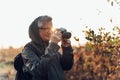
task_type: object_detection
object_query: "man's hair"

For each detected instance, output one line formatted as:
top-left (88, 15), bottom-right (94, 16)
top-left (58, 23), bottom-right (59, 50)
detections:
top-left (37, 15), bottom-right (52, 28)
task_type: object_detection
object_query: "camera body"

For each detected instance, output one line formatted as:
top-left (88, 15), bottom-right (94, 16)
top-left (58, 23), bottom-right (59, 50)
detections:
top-left (57, 28), bottom-right (71, 39)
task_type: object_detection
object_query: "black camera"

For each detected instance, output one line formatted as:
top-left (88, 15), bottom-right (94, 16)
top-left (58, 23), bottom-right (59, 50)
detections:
top-left (57, 28), bottom-right (71, 39)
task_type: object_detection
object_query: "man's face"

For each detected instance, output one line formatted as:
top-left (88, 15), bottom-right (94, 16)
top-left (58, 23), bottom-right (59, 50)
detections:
top-left (39, 21), bottom-right (53, 41)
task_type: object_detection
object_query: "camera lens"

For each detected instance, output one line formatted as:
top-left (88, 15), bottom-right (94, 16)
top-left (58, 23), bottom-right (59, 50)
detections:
top-left (57, 28), bottom-right (71, 39)
top-left (62, 32), bottom-right (71, 39)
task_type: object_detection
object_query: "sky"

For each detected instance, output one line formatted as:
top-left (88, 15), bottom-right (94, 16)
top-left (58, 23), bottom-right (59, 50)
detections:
top-left (0, 0), bottom-right (120, 48)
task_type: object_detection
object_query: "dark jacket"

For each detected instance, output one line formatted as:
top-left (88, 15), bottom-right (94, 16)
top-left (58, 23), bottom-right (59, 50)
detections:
top-left (21, 16), bottom-right (74, 80)
top-left (22, 42), bottom-right (73, 80)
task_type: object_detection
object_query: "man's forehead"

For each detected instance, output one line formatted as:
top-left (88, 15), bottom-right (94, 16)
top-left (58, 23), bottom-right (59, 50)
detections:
top-left (43, 21), bottom-right (52, 24)
top-left (38, 21), bottom-right (52, 28)
top-left (42, 21), bottom-right (52, 26)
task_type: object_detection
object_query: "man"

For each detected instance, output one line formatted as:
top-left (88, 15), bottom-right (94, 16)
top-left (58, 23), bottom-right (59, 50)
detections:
top-left (21, 15), bottom-right (74, 80)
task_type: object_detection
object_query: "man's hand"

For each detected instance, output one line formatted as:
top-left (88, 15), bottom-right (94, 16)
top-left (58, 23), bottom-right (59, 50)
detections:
top-left (50, 31), bottom-right (62, 44)
top-left (61, 39), bottom-right (71, 47)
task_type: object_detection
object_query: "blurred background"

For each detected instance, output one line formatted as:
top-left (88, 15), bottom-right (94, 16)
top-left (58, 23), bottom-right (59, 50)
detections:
top-left (0, 0), bottom-right (120, 80)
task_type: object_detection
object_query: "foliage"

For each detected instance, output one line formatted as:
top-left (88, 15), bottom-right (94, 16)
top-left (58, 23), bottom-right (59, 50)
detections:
top-left (0, 46), bottom-right (23, 62)
top-left (107, 0), bottom-right (120, 7)
top-left (0, 46), bottom-right (23, 80)
top-left (65, 26), bottom-right (120, 80)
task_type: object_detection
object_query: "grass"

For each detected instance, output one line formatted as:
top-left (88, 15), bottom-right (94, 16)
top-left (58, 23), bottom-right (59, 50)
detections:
top-left (0, 62), bottom-right (16, 80)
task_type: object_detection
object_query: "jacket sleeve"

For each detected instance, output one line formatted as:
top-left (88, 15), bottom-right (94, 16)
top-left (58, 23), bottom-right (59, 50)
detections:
top-left (21, 42), bottom-right (60, 77)
top-left (60, 45), bottom-right (74, 70)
